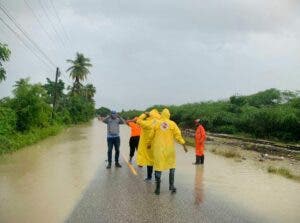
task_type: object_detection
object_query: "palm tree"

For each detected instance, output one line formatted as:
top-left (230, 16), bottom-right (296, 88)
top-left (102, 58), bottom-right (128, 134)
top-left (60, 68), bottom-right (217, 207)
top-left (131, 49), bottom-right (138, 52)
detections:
top-left (66, 52), bottom-right (92, 92)
top-left (84, 84), bottom-right (96, 102)
top-left (0, 43), bottom-right (11, 83)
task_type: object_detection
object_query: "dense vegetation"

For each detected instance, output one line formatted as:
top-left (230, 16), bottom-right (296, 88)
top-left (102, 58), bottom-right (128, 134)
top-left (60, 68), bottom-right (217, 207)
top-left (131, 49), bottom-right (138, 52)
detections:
top-left (0, 44), bottom-right (96, 154)
top-left (0, 43), bottom-right (11, 83)
top-left (120, 89), bottom-right (300, 142)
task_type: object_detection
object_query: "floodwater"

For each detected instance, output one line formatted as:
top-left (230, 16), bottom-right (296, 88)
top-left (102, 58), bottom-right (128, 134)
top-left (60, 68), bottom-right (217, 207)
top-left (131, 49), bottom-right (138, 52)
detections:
top-left (0, 119), bottom-right (299, 223)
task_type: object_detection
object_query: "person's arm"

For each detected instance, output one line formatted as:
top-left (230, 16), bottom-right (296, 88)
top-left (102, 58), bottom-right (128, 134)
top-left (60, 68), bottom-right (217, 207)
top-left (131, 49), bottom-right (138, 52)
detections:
top-left (126, 117), bottom-right (138, 126)
top-left (198, 126), bottom-right (206, 143)
top-left (117, 115), bottom-right (126, 124)
top-left (138, 112), bottom-right (149, 121)
top-left (147, 125), bottom-right (157, 149)
top-left (102, 115), bottom-right (110, 124)
top-left (173, 123), bottom-right (188, 153)
top-left (136, 112), bottom-right (153, 129)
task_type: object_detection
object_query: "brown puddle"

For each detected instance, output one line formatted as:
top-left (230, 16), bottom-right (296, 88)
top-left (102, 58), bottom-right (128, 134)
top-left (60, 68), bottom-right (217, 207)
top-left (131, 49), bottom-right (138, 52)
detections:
top-left (0, 120), bottom-right (111, 223)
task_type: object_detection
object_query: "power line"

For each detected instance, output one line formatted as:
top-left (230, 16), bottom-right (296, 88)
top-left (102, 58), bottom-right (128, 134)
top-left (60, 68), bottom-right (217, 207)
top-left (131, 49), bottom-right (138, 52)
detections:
top-left (0, 2), bottom-right (56, 67)
top-left (23, 0), bottom-right (59, 48)
top-left (48, 0), bottom-right (72, 46)
top-left (0, 17), bottom-right (53, 71)
top-left (38, 0), bottom-right (66, 47)
top-left (0, 22), bottom-right (9, 41)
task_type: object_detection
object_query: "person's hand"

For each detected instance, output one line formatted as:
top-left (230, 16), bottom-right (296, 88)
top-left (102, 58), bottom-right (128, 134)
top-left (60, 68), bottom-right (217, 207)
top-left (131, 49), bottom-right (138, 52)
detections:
top-left (183, 144), bottom-right (188, 153)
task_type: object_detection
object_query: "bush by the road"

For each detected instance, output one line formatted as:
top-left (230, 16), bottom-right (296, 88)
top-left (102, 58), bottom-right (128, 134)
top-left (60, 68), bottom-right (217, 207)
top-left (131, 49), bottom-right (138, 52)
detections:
top-left (0, 125), bottom-right (63, 154)
top-left (120, 89), bottom-right (300, 142)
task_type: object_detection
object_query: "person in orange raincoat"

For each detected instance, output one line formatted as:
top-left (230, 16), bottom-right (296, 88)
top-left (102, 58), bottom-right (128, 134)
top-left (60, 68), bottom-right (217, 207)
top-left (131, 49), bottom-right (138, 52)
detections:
top-left (194, 119), bottom-right (206, 165)
top-left (126, 117), bottom-right (141, 163)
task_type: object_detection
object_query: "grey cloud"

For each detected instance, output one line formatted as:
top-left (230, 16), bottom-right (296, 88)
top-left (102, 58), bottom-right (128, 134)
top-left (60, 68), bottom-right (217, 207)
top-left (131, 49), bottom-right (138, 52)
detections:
top-left (0, 0), bottom-right (299, 111)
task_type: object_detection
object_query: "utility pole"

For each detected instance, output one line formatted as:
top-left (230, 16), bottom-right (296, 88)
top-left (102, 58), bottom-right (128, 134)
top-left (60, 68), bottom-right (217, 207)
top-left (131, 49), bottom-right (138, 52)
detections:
top-left (52, 67), bottom-right (60, 118)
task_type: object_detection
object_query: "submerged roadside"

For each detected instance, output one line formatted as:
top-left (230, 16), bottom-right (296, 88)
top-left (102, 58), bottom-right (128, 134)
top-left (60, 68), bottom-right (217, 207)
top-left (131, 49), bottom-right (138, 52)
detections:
top-left (184, 133), bottom-right (300, 182)
top-left (0, 124), bottom-right (65, 155)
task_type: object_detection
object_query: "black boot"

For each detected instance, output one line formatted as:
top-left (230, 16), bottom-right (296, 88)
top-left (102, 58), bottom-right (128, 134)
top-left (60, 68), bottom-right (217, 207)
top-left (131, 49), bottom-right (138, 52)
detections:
top-left (193, 155), bottom-right (201, 165)
top-left (115, 162), bottom-right (122, 168)
top-left (169, 169), bottom-right (177, 193)
top-left (154, 171), bottom-right (161, 195)
top-left (200, 155), bottom-right (204, 164)
top-left (106, 162), bottom-right (111, 169)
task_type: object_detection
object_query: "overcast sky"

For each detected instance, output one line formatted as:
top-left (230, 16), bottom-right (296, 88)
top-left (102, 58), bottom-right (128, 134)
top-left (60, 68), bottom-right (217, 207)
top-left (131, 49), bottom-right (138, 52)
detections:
top-left (0, 0), bottom-right (299, 110)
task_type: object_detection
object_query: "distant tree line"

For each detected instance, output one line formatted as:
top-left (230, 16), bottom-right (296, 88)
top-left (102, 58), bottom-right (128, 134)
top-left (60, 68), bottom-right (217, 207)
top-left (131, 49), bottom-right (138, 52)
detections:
top-left (120, 89), bottom-right (300, 142)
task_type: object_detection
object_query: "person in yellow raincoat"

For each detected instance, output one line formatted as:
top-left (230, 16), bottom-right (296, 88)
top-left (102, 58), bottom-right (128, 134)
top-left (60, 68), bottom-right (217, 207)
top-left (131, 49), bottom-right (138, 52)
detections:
top-left (136, 109), bottom-right (161, 181)
top-left (148, 108), bottom-right (187, 195)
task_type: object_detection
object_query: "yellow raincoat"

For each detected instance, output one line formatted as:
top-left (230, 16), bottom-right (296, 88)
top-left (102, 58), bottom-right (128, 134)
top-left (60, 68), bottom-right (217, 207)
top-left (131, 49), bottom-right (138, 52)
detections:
top-left (149, 108), bottom-right (185, 171)
top-left (136, 109), bottom-right (161, 166)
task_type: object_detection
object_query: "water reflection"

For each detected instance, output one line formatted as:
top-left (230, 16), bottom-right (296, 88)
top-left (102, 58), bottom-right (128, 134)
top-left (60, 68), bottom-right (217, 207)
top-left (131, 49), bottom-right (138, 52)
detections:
top-left (194, 166), bottom-right (204, 205)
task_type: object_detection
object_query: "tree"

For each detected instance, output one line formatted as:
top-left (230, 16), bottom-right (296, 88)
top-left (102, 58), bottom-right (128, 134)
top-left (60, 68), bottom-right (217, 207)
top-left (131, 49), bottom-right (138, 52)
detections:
top-left (66, 52), bottom-right (92, 92)
top-left (0, 43), bottom-right (11, 83)
top-left (83, 84), bottom-right (96, 102)
top-left (96, 107), bottom-right (111, 117)
top-left (43, 77), bottom-right (65, 104)
top-left (11, 78), bottom-right (52, 131)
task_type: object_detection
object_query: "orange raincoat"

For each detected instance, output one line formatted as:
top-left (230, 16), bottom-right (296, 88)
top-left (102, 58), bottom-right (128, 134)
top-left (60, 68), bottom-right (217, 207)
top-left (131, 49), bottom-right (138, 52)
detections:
top-left (195, 125), bottom-right (206, 156)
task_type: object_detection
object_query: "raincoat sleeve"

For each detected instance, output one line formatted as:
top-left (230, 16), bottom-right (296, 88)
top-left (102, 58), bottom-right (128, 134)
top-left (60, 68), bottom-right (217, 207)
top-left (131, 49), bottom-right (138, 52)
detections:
top-left (173, 123), bottom-right (185, 145)
top-left (138, 113), bottom-right (147, 120)
top-left (147, 122), bottom-right (158, 147)
top-left (102, 116), bottom-right (110, 124)
top-left (136, 115), bottom-right (153, 130)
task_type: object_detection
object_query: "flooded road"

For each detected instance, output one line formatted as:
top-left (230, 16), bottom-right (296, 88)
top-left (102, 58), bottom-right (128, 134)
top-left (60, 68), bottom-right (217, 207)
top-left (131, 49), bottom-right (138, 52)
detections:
top-left (0, 119), bottom-right (299, 223)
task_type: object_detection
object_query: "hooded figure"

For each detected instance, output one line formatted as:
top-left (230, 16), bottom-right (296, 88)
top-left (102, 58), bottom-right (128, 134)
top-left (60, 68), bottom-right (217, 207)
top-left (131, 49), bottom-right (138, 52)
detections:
top-left (194, 119), bottom-right (206, 165)
top-left (136, 109), bottom-right (161, 180)
top-left (149, 108), bottom-right (187, 195)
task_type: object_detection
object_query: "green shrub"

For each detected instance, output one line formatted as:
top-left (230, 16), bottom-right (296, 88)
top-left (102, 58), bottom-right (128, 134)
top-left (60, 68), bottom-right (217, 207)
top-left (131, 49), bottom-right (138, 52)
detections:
top-left (0, 107), bottom-right (16, 134)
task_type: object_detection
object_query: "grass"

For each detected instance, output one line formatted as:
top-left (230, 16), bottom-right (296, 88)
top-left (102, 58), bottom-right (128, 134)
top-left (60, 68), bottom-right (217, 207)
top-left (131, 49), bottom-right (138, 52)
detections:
top-left (267, 166), bottom-right (300, 181)
top-left (0, 124), bottom-right (64, 155)
top-left (184, 137), bottom-right (195, 147)
top-left (184, 136), bottom-right (242, 159)
top-left (295, 154), bottom-right (300, 161)
top-left (210, 148), bottom-right (242, 159)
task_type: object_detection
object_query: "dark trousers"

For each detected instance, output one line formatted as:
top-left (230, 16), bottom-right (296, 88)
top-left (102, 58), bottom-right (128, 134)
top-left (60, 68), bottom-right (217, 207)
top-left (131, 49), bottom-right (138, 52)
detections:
top-left (147, 166), bottom-right (153, 179)
top-left (129, 136), bottom-right (140, 158)
top-left (107, 136), bottom-right (120, 163)
top-left (155, 168), bottom-right (175, 181)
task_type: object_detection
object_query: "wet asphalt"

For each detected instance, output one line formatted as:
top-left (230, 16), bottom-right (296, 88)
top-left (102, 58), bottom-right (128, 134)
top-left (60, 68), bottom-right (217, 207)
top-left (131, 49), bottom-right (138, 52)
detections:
top-left (66, 149), bottom-right (266, 223)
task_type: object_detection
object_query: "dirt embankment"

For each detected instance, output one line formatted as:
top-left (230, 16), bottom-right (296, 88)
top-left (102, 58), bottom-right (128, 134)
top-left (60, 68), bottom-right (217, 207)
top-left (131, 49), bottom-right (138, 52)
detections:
top-left (183, 129), bottom-right (300, 158)
top-left (183, 129), bottom-right (300, 180)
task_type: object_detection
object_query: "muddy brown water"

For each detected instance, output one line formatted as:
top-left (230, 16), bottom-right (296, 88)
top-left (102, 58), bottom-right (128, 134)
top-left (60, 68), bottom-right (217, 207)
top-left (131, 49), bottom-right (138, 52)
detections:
top-left (0, 119), bottom-right (299, 223)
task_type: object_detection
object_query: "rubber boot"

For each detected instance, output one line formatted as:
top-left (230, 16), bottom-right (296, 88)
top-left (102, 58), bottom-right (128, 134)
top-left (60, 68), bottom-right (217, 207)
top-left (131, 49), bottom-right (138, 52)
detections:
top-left (169, 169), bottom-right (177, 193)
top-left (154, 171), bottom-right (161, 195)
top-left (200, 155), bottom-right (204, 164)
top-left (193, 155), bottom-right (201, 165)
top-left (115, 162), bottom-right (122, 168)
top-left (145, 166), bottom-right (153, 181)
